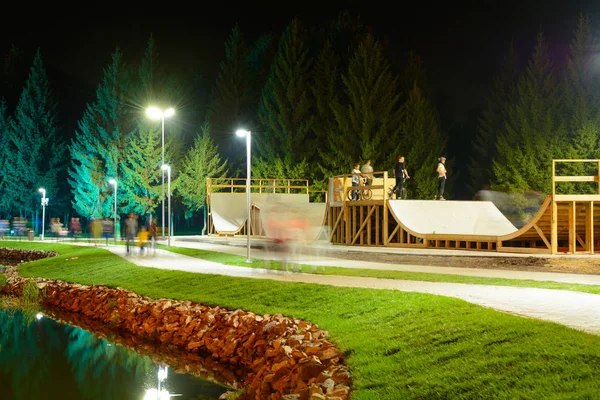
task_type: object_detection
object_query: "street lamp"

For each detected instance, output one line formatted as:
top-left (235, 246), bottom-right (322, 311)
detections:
top-left (146, 106), bottom-right (175, 240)
top-left (108, 179), bottom-right (117, 244)
top-left (38, 188), bottom-right (48, 241)
top-left (236, 129), bottom-right (251, 263)
top-left (161, 164), bottom-right (171, 247)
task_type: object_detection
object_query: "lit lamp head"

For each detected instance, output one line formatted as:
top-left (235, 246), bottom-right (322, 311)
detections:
top-left (161, 164), bottom-right (170, 172)
top-left (236, 129), bottom-right (250, 137)
top-left (38, 188), bottom-right (46, 197)
top-left (108, 179), bottom-right (117, 186)
top-left (146, 106), bottom-right (175, 120)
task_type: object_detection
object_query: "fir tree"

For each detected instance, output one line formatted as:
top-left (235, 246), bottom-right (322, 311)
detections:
top-left (6, 50), bottom-right (64, 216)
top-left (469, 42), bottom-right (519, 192)
top-left (209, 26), bottom-right (252, 172)
top-left (493, 32), bottom-right (567, 194)
top-left (69, 48), bottom-right (133, 218)
top-left (565, 14), bottom-right (600, 165)
top-left (120, 126), bottom-right (162, 216)
top-left (0, 101), bottom-right (11, 215)
top-left (176, 121), bottom-right (227, 218)
top-left (328, 33), bottom-right (401, 173)
top-left (258, 18), bottom-right (315, 169)
top-left (400, 82), bottom-right (446, 198)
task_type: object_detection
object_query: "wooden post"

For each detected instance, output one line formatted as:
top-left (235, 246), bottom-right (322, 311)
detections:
top-left (587, 201), bottom-right (594, 254)
top-left (551, 199), bottom-right (558, 254)
top-left (597, 160), bottom-right (600, 194)
top-left (552, 160), bottom-right (556, 197)
top-left (383, 172), bottom-right (389, 245)
top-left (569, 201), bottom-right (576, 254)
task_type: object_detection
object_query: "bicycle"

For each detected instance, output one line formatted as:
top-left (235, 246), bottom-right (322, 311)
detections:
top-left (348, 178), bottom-right (373, 201)
top-left (388, 180), bottom-right (408, 200)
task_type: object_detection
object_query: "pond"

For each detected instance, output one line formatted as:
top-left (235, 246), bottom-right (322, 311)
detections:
top-left (0, 308), bottom-right (229, 400)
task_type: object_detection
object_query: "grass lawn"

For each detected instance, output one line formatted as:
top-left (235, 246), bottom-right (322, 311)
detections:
top-left (154, 243), bottom-right (600, 295)
top-left (3, 241), bottom-right (600, 399)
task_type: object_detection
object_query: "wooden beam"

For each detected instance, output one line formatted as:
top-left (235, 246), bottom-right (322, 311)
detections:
top-left (329, 207), bottom-right (344, 242)
top-left (497, 246), bottom-right (552, 254)
top-left (590, 201), bottom-right (595, 255)
top-left (553, 175), bottom-right (598, 182)
top-left (533, 223), bottom-right (551, 249)
top-left (352, 205), bottom-right (376, 245)
top-left (555, 194), bottom-right (600, 201)
top-left (551, 198), bottom-right (558, 254)
top-left (569, 201), bottom-right (576, 254)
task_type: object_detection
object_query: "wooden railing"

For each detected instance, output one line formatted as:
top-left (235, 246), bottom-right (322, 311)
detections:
top-left (329, 171), bottom-right (390, 203)
top-left (207, 178), bottom-right (310, 195)
top-left (552, 159), bottom-right (600, 201)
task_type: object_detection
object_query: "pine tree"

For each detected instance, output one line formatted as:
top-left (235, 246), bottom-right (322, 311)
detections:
top-left (6, 50), bottom-right (65, 216)
top-left (493, 32), bottom-right (567, 194)
top-left (69, 48), bottom-right (133, 218)
top-left (176, 122), bottom-right (227, 218)
top-left (565, 14), bottom-right (600, 164)
top-left (209, 26), bottom-right (252, 172)
top-left (120, 126), bottom-right (162, 215)
top-left (258, 18), bottom-right (315, 170)
top-left (327, 33), bottom-right (401, 174)
top-left (469, 42), bottom-right (519, 192)
top-left (400, 82), bottom-right (446, 198)
top-left (0, 101), bottom-right (11, 215)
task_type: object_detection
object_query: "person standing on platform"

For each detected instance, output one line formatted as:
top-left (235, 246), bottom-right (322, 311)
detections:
top-left (361, 160), bottom-right (374, 186)
top-left (351, 164), bottom-right (364, 201)
top-left (435, 157), bottom-right (447, 200)
top-left (392, 156), bottom-right (410, 199)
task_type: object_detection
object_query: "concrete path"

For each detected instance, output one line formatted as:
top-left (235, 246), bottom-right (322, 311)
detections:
top-left (172, 237), bottom-right (600, 286)
top-left (107, 245), bottom-right (600, 335)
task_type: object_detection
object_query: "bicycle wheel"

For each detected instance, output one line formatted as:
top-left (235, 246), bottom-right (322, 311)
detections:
top-left (363, 189), bottom-right (373, 200)
top-left (347, 188), bottom-right (357, 201)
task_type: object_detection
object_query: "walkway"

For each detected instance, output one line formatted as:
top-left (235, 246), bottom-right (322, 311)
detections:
top-left (105, 244), bottom-right (600, 335)
top-left (173, 237), bottom-right (600, 286)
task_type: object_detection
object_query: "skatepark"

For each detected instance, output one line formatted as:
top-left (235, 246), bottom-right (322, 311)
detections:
top-left (207, 160), bottom-right (600, 256)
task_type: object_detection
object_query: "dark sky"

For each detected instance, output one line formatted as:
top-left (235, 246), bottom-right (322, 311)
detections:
top-left (1, 1), bottom-right (599, 137)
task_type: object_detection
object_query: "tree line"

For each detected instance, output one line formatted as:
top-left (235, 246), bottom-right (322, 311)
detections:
top-left (0, 12), bottom-right (597, 229)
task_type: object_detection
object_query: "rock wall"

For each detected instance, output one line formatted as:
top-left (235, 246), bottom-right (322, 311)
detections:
top-left (0, 247), bottom-right (56, 266)
top-left (1, 268), bottom-right (350, 400)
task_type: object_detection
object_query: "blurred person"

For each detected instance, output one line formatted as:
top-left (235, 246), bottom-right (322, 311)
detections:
top-left (102, 218), bottom-right (113, 245)
top-left (0, 220), bottom-right (8, 239)
top-left (90, 219), bottom-right (102, 246)
top-left (147, 216), bottom-right (158, 255)
top-left (138, 226), bottom-right (149, 255)
top-left (125, 213), bottom-right (138, 255)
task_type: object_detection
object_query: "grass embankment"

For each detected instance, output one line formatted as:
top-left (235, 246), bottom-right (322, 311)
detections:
top-left (3, 241), bottom-right (600, 399)
top-left (159, 244), bottom-right (600, 295)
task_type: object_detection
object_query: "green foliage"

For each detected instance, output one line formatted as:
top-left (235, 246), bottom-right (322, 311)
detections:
top-left (493, 32), bottom-right (567, 194)
top-left (258, 18), bottom-right (315, 165)
top-left (176, 122), bottom-right (227, 218)
top-left (326, 34), bottom-right (401, 175)
top-left (0, 273), bottom-right (7, 290)
top-left (0, 101), bottom-right (11, 214)
top-left (469, 42), bottom-right (519, 193)
top-left (69, 48), bottom-right (134, 218)
top-left (252, 156), bottom-right (310, 180)
top-left (5, 50), bottom-right (65, 216)
top-left (400, 82), bottom-right (446, 199)
top-left (21, 280), bottom-right (40, 307)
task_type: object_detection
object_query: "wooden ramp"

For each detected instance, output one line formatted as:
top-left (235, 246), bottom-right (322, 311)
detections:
top-left (327, 160), bottom-right (600, 255)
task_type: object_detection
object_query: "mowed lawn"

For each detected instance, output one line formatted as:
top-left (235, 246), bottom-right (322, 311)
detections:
top-left (4, 241), bottom-right (600, 399)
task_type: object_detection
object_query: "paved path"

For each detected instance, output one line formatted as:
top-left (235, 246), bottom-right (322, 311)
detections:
top-left (173, 237), bottom-right (600, 286)
top-left (106, 245), bottom-right (600, 335)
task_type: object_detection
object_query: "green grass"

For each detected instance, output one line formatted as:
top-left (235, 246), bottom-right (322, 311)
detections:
top-left (157, 244), bottom-right (600, 295)
top-left (3, 241), bottom-right (600, 399)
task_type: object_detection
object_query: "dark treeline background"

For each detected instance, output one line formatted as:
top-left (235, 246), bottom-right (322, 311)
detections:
top-left (0, 11), bottom-right (599, 232)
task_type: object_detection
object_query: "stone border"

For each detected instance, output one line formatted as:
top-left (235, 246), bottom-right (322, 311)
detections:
top-left (1, 268), bottom-right (350, 400)
top-left (0, 247), bottom-right (57, 266)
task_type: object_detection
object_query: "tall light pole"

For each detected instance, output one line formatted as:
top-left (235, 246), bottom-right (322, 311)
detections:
top-left (236, 129), bottom-right (252, 263)
top-left (109, 179), bottom-right (117, 244)
top-left (161, 165), bottom-right (171, 247)
top-left (38, 188), bottom-right (48, 241)
top-left (146, 106), bottom-right (174, 240)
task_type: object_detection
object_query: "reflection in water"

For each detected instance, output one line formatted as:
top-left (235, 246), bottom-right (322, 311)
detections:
top-left (0, 309), bottom-right (227, 400)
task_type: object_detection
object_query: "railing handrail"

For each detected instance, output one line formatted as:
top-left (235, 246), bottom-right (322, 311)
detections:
top-left (552, 159), bottom-right (600, 196)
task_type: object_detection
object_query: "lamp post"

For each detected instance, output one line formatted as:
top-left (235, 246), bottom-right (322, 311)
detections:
top-left (236, 129), bottom-right (252, 263)
top-left (109, 179), bottom-right (117, 244)
top-left (146, 106), bottom-right (174, 241)
top-left (38, 188), bottom-right (48, 241)
top-left (161, 164), bottom-right (171, 247)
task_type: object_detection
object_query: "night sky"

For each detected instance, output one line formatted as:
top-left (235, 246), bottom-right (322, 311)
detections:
top-left (1, 1), bottom-right (599, 160)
